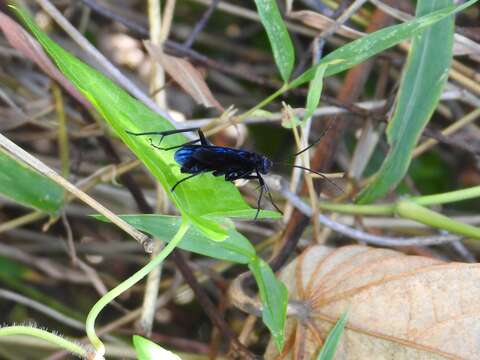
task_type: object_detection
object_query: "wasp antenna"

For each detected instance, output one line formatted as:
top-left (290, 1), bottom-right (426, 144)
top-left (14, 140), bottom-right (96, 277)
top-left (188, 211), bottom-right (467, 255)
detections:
top-left (294, 137), bottom-right (322, 157)
top-left (274, 163), bottom-right (343, 193)
top-left (293, 120), bottom-right (335, 157)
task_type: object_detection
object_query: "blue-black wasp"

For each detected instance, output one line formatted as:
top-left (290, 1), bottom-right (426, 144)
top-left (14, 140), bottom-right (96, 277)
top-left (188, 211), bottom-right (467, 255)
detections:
top-left (127, 127), bottom-right (335, 219)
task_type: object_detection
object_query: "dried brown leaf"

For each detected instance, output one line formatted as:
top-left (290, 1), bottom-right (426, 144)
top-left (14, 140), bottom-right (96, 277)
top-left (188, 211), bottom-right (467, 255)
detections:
top-left (266, 245), bottom-right (480, 359)
top-left (0, 12), bottom-right (90, 109)
top-left (144, 41), bottom-right (223, 111)
top-left (288, 10), bottom-right (365, 39)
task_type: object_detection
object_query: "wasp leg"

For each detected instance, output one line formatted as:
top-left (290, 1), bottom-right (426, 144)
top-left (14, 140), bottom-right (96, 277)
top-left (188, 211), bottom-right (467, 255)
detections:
top-left (241, 172), bottom-right (282, 219)
top-left (126, 127), bottom-right (211, 149)
top-left (263, 180), bottom-right (283, 215)
top-left (171, 173), bottom-right (200, 192)
top-left (255, 175), bottom-right (264, 221)
top-left (149, 138), bottom-right (201, 151)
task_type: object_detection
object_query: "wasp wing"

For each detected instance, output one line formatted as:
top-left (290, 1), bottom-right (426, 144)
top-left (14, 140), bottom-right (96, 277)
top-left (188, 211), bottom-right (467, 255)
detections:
top-left (193, 146), bottom-right (254, 171)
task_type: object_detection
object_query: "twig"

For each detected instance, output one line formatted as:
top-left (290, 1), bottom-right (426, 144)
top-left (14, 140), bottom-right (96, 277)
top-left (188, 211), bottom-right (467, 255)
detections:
top-left (317, 0), bottom-right (368, 41)
top-left (160, 0), bottom-right (176, 42)
top-left (0, 288), bottom-right (85, 331)
top-left (312, 0), bottom-right (368, 61)
top-left (413, 107), bottom-right (480, 157)
top-left (52, 84), bottom-right (69, 177)
top-left (60, 211), bottom-right (77, 265)
top-left (183, 0), bottom-right (220, 48)
top-left (137, 240), bottom-right (162, 337)
top-left (78, 0), bottom-right (148, 36)
top-left (450, 241), bottom-right (476, 263)
top-left (148, 0), bottom-right (167, 107)
top-left (0, 211), bottom-right (45, 234)
top-left (0, 243), bottom-right (88, 283)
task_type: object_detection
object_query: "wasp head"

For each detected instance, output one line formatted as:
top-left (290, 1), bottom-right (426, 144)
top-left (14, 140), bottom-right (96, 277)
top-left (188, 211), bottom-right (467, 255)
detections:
top-left (258, 155), bottom-right (272, 175)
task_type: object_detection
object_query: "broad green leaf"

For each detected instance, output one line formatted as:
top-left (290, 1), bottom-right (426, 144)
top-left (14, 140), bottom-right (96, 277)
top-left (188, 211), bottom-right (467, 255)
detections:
top-left (356, 0), bottom-right (454, 203)
top-left (0, 150), bottom-right (63, 214)
top-left (94, 214), bottom-right (256, 264)
top-left (316, 311), bottom-right (349, 360)
top-left (254, 0), bottom-right (295, 82)
top-left (13, 7), bottom-right (278, 241)
top-left (303, 63), bottom-right (328, 122)
top-left (133, 335), bottom-right (181, 360)
top-left (249, 258), bottom-right (288, 351)
top-left (287, 0), bottom-right (476, 90)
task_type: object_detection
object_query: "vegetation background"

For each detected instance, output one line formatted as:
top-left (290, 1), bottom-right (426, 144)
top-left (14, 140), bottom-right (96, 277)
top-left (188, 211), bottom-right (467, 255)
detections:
top-left (0, 0), bottom-right (479, 359)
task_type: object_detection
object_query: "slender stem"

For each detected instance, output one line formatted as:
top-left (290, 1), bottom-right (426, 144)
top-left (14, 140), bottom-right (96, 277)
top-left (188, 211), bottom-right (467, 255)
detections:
top-left (411, 185), bottom-right (480, 206)
top-left (238, 85), bottom-right (287, 121)
top-left (85, 221), bottom-right (190, 359)
top-left (53, 84), bottom-right (70, 178)
top-left (318, 185), bottom-right (480, 215)
top-left (395, 200), bottom-right (480, 240)
top-left (0, 326), bottom-right (86, 358)
top-left (318, 202), bottom-right (395, 215)
top-left (207, 85), bottom-right (287, 135)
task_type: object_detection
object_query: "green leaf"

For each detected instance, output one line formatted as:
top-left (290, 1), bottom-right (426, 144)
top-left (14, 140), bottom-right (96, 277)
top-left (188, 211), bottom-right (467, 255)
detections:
top-left (133, 335), bottom-right (181, 360)
top-left (303, 63), bottom-right (328, 122)
top-left (249, 258), bottom-right (288, 351)
top-left (94, 214), bottom-right (256, 264)
top-left (254, 0), bottom-right (295, 82)
top-left (316, 311), bottom-right (349, 360)
top-left (0, 150), bottom-right (63, 214)
top-left (13, 7), bottom-right (279, 241)
top-left (356, 0), bottom-right (455, 203)
top-left (287, 0), bottom-right (476, 91)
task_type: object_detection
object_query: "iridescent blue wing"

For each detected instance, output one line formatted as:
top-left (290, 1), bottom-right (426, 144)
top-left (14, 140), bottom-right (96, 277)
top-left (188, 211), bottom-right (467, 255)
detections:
top-left (193, 146), bottom-right (254, 170)
top-left (174, 146), bottom-right (197, 166)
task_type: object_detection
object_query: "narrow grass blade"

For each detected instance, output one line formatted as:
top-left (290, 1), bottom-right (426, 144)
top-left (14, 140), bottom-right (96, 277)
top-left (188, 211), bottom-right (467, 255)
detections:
top-left (303, 64), bottom-right (328, 122)
top-left (249, 258), bottom-right (288, 351)
top-left (317, 311), bottom-right (349, 360)
top-left (302, 60), bottom-right (344, 122)
top-left (0, 150), bottom-right (63, 214)
top-left (254, 0), bottom-right (295, 82)
top-left (133, 335), bottom-right (181, 360)
top-left (357, 0), bottom-right (455, 203)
